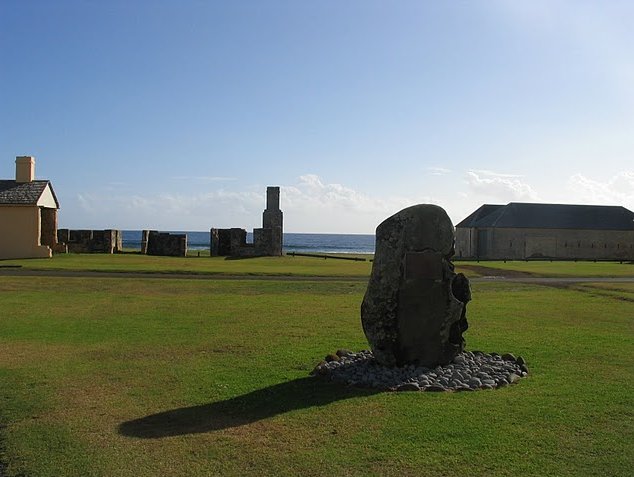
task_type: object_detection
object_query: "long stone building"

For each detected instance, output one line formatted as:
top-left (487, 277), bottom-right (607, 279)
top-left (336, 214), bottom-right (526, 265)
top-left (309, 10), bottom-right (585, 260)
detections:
top-left (455, 202), bottom-right (634, 260)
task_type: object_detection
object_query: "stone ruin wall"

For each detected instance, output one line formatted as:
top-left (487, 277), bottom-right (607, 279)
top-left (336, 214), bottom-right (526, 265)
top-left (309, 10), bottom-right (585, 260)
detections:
top-left (210, 186), bottom-right (283, 258)
top-left (210, 228), bottom-right (229, 256)
top-left (144, 230), bottom-right (187, 257)
top-left (57, 229), bottom-right (186, 257)
top-left (254, 227), bottom-right (280, 255)
top-left (210, 228), bottom-right (254, 257)
top-left (40, 208), bottom-right (59, 249)
top-left (57, 229), bottom-right (123, 254)
top-left (210, 227), bottom-right (280, 257)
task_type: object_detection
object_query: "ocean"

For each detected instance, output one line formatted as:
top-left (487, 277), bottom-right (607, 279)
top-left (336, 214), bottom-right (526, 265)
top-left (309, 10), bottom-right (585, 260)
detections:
top-left (121, 231), bottom-right (375, 254)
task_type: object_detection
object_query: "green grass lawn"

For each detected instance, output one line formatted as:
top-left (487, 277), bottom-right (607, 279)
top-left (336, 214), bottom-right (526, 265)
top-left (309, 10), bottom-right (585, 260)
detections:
top-left (1, 275), bottom-right (632, 476)
top-left (459, 260), bottom-right (634, 277)
top-left (2, 253), bottom-right (633, 279)
top-left (0, 253), bottom-right (373, 277)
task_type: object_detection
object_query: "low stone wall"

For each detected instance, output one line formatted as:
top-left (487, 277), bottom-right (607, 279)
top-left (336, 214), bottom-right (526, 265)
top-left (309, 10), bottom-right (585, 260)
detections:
top-left (210, 228), bottom-right (228, 256)
top-left (210, 227), bottom-right (262, 257)
top-left (57, 229), bottom-right (122, 254)
top-left (254, 226), bottom-right (283, 256)
top-left (145, 230), bottom-right (187, 257)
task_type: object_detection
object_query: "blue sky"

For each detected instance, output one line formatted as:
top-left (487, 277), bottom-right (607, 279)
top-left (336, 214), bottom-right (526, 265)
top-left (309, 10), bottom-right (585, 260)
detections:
top-left (1, 0), bottom-right (633, 233)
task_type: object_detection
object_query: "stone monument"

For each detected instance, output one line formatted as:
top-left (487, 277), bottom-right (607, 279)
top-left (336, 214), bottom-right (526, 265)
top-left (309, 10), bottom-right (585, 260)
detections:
top-left (312, 204), bottom-right (528, 392)
top-left (361, 204), bottom-right (471, 367)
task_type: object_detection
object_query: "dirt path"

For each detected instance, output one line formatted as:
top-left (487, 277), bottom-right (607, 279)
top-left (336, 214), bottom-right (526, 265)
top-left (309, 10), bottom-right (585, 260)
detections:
top-left (458, 264), bottom-right (536, 278)
top-left (0, 268), bottom-right (368, 281)
top-left (1, 268), bottom-right (634, 283)
top-left (471, 276), bottom-right (634, 283)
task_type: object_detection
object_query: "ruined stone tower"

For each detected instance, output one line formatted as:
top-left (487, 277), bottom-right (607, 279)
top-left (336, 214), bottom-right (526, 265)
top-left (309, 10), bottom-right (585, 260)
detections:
top-left (210, 186), bottom-right (283, 257)
top-left (260, 186), bottom-right (283, 256)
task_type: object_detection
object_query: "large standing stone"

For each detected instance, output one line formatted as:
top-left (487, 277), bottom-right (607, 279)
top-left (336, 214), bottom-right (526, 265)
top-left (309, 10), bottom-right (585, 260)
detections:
top-left (361, 204), bottom-right (471, 367)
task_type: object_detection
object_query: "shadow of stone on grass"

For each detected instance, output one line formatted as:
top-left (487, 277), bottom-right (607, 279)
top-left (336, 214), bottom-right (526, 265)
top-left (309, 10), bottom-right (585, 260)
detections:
top-left (118, 377), bottom-right (377, 438)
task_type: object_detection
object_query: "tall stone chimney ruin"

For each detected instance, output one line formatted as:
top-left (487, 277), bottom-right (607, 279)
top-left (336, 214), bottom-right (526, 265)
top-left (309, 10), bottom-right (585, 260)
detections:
top-left (261, 186), bottom-right (283, 256)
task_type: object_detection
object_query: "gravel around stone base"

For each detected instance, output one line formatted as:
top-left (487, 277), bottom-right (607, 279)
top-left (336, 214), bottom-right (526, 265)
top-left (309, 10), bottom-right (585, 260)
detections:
top-left (311, 349), bottom-right (529, 392)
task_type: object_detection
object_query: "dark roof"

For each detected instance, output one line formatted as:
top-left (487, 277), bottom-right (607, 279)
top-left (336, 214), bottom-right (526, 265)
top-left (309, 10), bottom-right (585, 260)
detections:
top-left (456, 202), bottom-right (634, 231)
top-left (455, 204), bottom-right (504, 228)
top-left (0, 180), bottom-right (59, 208)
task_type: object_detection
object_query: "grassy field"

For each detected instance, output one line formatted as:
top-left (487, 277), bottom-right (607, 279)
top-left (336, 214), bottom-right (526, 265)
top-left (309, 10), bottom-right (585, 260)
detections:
top-left (2, 253), bottom-right (634, 279)
top-left (0, 266), bottom-right (633, 476)
top-left (0, 253), bottom-right (373, 277)
top-left (459, 260), bottom-right (634, 278)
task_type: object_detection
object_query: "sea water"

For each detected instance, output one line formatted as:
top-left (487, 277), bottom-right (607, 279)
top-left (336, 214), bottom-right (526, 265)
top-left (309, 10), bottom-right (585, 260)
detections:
top-left (121, 231), bottom-right (375, 254)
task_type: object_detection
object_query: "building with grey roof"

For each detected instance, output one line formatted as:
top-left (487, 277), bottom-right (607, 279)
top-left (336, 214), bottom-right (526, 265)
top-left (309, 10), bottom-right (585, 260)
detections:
top-left (455, 202), bottom-right (634, 260)
top-left (0, 156), bottom-right (61, 259)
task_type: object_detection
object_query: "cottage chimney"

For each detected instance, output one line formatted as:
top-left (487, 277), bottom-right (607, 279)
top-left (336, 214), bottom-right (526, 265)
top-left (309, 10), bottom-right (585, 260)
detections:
top-left (16, 156), bottom-right (35, 183)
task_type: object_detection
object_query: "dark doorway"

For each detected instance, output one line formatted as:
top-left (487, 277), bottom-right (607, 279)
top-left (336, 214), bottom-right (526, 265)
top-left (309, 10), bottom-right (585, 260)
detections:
top-left (477, 229), bottom-right (488, 258)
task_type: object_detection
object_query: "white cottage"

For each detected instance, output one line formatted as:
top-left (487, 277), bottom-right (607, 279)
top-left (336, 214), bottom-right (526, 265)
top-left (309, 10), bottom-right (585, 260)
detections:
top-left (0, 156), bottom-right (60, 259)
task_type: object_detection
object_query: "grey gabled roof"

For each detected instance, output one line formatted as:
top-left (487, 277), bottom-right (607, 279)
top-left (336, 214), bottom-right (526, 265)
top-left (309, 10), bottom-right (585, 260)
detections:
top-left (455, 204), bottom-right (504, 228)
top-left (0, 180), bottom-right (60, 208)
top-left (456, 202), bottom-right (634, 231)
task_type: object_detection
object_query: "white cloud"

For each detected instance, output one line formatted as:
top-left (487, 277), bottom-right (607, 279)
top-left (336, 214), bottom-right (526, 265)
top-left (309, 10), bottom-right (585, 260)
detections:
top-left (62, 174), bottom-right (441, 233)
top-left (281, 174), bottom-right (424, 232)
top-left (64, 189), bottom-right (263, 231)
top-left (427, 167), bottom-right (452, 176)
top-left (170, 176), bottom-right (237, 182)
top-left (466, 170), bottom-right (539, 202)
top-left (77, 171), bottom-right (618, 232)
top-left (469, 169), bottom-right (523, 179)
top-left (567, 171), bottom-right (634, 208)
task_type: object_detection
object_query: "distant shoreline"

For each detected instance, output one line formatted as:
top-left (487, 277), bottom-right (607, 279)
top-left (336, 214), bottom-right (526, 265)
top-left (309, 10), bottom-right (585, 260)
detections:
top-left (119, 230), bottom-right (376, 254)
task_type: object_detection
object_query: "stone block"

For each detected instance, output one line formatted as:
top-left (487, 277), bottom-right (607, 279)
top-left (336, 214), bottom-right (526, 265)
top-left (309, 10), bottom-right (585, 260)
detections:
top-left (146, 231), bottom-right (187, 257)
top-left (361, 204), bottom-right (471, 368)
